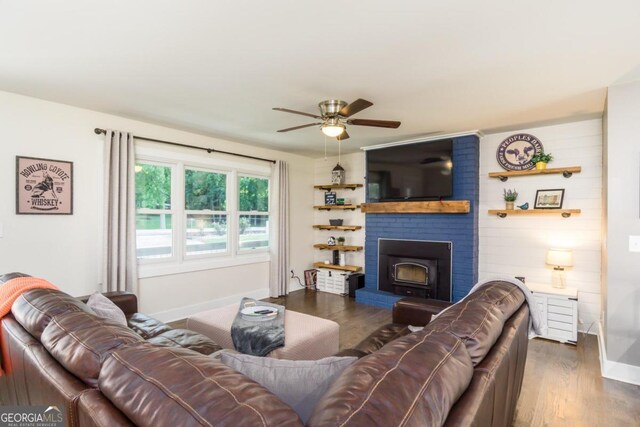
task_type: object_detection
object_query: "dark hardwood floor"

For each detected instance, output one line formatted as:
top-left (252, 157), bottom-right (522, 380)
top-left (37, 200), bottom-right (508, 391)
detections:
top-left (175, 289), bottom-right (640, 426)
top-left (514, 333), bottom-right (640, 426)
top-left (264, 289), bottom-right (391, 350)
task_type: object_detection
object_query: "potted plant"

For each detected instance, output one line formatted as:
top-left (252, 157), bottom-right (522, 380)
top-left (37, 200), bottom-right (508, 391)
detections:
top-left (530, 152), bottom-right (553, 170)
top-left (503, 189), bottom-right (518, 210)
top-left (336, 236), bottom-right (346, 246)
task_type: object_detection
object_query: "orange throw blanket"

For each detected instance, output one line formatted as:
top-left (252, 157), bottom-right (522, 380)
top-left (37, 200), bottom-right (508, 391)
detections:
top-left (0, 277), bottom-right (59, 376)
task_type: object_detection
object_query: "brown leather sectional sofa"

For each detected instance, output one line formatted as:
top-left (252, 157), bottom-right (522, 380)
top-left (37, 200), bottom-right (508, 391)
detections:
top-left (0, 272), bottom-right (529, 426)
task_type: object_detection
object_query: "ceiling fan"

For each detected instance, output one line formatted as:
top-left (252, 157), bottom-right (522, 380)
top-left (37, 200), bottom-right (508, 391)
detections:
top-left (273, 99), bottom-right (401, 140)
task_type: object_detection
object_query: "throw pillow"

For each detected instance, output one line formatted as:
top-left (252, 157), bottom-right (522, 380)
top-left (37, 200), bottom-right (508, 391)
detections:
top-left (210, 348), bottom-right (239, 359)
top-left (220, 352), bottom-right (356, 422)
top-left (87, 292), bottom-right (127, 326)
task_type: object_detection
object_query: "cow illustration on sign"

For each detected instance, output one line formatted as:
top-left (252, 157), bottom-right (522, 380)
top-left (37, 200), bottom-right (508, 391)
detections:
top-left (496, 133), bottom-right (544, 171)
top-left (506, 146), bottom-right (535, 165)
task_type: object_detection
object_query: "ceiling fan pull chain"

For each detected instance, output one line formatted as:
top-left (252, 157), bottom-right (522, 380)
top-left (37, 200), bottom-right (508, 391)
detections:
top-left (338, 137), bottom-right (341, 164)
top-left (324, 134), bottom-right (327, 160)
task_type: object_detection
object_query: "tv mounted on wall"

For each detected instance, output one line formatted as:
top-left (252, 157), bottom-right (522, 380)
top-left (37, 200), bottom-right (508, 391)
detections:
top-left (366, 139), bottom-right (453, 202)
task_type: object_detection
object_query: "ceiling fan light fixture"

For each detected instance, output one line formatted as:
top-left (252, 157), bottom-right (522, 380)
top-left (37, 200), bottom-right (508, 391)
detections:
top-left (321, 123), bottom-right (345, 138)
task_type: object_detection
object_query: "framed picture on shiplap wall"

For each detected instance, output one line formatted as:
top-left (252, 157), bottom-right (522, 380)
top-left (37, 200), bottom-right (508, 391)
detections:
top-left (534, 188), bottom-right (564, 209)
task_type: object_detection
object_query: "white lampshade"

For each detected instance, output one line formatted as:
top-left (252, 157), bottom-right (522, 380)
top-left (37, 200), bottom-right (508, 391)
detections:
top-left (546, 248), bottom-right (573, 268)
top-left (321, 124), bottom-right (345, 137)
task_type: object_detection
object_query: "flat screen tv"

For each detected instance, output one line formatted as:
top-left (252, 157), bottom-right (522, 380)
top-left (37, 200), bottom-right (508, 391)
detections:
top-left (366, 139), bottom-right (453, 202)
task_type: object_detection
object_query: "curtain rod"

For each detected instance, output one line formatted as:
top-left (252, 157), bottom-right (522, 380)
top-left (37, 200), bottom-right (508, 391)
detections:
top-left (94, 128), bottom-right (276, 164)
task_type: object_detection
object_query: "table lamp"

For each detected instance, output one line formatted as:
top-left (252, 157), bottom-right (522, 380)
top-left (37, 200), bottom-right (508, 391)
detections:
top-left (546, 248), bottom-right (573, 288)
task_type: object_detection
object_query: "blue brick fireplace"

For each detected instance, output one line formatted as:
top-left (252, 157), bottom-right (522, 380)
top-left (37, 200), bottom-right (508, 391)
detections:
top-left (355, 135), bottom-right (480, 308)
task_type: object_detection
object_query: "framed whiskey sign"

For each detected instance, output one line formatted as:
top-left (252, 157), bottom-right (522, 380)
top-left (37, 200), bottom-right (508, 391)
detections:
top-left (16, 156), bottom-right (74, 215)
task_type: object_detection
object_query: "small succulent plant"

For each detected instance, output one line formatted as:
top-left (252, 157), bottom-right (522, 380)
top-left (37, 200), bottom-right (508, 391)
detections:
top-left (530, 152), bottom-right (553, 164)
top-left (503, 189), bottom-right (518, 202)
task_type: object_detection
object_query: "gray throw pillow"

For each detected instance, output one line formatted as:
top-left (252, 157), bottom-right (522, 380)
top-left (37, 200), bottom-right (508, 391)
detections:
top-left (86, 292), bottom-right (127, 326)
top-left (220, 352), bottom-right (356, 422)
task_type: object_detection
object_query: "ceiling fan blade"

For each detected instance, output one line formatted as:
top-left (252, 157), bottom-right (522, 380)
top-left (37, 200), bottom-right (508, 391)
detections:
top-left (420, 157), bottom-right (445, 164)
top-left (338, 99), bottom-right (373, 117)
top-left (336, 130), bottom-right (350, 140)
top-left (277, 123), bottom-right (321, 132)
top-left (347, 119), bottom-right (401, 128)
top-left (273, 107), bottom-right (322, 119)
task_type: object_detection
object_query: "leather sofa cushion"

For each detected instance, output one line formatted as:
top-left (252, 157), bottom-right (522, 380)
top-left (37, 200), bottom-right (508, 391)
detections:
top-left (147, 328), bottom-right (221, 355)
top-left (99, 344), bottom-right (304, 427)
top-left (12, 288), bottom-right (96, 340)
top-left (352, 323), bottom-right (410, 355)
top-left (393, 297), bottom-right (453, 326)
top-left (126, 312), bottom-right (172, 339)
top-left (428, 281), bottom-right (525, 366)
top-left (41, 311), bottom-right (143, 387)
top-left (470, 281), bottom-right (525, 318)
top-left (77, 390), bottom-right (135, 427)
top-left (1, 315), bottom-right (90, 419)
top-left (444, 304), bottom-right (529, 427)
top-left (307, 331), bottom-right (473, 427)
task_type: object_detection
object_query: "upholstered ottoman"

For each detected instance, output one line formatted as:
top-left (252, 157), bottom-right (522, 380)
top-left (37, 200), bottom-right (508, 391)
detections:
top-left (186, 304), bottom-right (340, 360)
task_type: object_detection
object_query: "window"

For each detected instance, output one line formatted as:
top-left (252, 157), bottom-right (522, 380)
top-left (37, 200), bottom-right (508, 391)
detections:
top-left (135, 162), bottom-right (174, 260)
top-left (134, 153), bottom-right (270, 276)
top-left (185, 168), bottom-right (228, 256)
top-left (238, 175), bottom-right (269, 251)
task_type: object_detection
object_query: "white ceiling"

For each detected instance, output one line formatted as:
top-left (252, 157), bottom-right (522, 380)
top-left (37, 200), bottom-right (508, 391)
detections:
top-left (1, 1), bottom-right (639, 156)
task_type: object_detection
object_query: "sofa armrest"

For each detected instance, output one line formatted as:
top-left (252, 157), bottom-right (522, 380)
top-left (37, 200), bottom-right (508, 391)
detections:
top-left (392, 297), bottom-right (453, 326)
top-left (78, 291), bottom-right (138, 317)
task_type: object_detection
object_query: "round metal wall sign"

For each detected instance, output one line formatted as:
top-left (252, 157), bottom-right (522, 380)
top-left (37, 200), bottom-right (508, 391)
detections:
top-left (496, 133), bottom-right (544, 171)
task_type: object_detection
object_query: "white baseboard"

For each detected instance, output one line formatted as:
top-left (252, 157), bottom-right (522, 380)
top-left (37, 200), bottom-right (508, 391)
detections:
top-left (597, 321), bottom-right (640, 386)
top-left (149, 288), bottom-right (271, 323)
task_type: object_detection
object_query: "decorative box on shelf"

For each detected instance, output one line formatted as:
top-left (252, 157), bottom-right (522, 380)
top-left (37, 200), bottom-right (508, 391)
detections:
top-left (315, 268), bottom-right (350, 295)
top-left (528, 282), bottom-right (578, 345)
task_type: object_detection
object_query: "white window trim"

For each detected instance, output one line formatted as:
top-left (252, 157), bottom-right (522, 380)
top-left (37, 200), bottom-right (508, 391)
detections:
top-left (135, 146), bottom-right (272, 278)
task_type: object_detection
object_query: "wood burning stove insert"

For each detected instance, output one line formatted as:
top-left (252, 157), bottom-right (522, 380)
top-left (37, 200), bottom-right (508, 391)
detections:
top-left (378, 239), bottom-right (452, 302)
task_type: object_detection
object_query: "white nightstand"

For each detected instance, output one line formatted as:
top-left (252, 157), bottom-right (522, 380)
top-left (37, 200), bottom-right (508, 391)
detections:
top-left (527, 282), bottom-right (578, 345)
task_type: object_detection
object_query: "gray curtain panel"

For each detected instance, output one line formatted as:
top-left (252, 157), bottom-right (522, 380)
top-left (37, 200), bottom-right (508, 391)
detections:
top-left (102, 130), bottom-right (138, 293)
top-left (269, 160), bottom-right (290, 297)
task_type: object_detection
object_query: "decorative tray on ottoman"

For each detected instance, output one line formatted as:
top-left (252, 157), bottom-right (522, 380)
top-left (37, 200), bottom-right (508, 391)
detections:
top-left (240, 306), bottom-right (279, 322)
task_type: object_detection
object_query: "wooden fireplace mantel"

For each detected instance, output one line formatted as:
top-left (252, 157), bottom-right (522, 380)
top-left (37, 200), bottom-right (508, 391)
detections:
top-left (360, 200), bottom-right (470, 214)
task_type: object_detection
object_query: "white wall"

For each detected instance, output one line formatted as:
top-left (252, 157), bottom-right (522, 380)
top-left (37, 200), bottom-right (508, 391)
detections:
top-left (0, 91), bottom-right (314, 319)
top-left (479, 119), bottom-right (603, 332)
top-left (602, 80), bottom-right (640, 371)
top-left (313, 153), bottom-right (366, 271)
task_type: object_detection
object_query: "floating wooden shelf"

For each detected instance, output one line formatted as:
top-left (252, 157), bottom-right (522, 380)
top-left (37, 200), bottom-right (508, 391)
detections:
top-left (313, 262), bottom-right (362, 272)
top-left (314, 184), bottom-right (363, 191)
top-left (489, 209), bottom-right (581, 218)
top-left (313, 225), bottom-right (362, 231)
top-left (360, 200), bottom-right (470, 214)
top-left (313, 244), bottom-right (363, 251)
top-left (488, 166), bottom-right (581, 182)
top-left (314, 204), bottom-right (360, 211)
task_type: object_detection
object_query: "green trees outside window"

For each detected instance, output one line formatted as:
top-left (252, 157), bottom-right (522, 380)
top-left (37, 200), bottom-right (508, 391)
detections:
top-left (238, 176), bottom-right (269, 251)
top-left (135, 162), bottom-right (270, 261)
top-left (185, 169), bottom-right (226, 211)
top-left (135, 163), bottom-right (173, 259)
